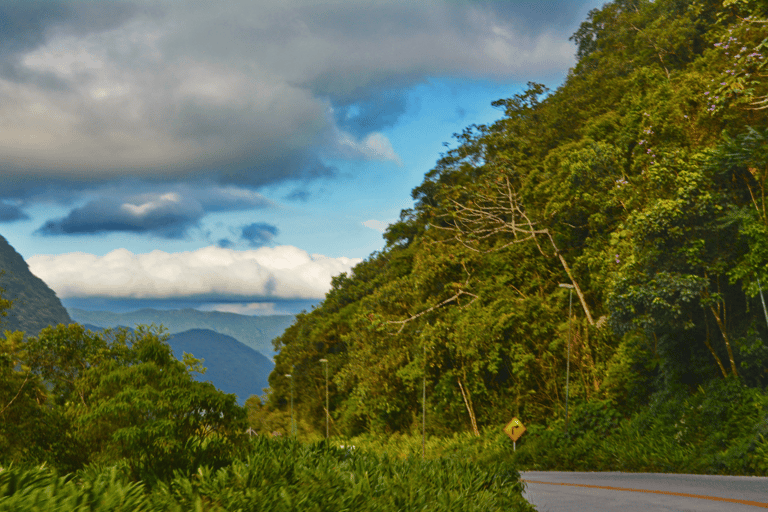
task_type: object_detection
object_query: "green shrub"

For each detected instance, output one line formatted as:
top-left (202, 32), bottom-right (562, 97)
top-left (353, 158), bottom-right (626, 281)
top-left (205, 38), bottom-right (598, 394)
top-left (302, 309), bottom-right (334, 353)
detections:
top-left (513, 380), bottom-right (768, 475)
top-left (0, 437), bottom-right (535, 511)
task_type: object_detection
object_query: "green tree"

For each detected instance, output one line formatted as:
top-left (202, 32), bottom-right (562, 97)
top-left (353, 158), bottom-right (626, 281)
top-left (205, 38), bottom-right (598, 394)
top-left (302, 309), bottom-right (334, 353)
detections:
top-left (69, 326), bottom-right (246, 482)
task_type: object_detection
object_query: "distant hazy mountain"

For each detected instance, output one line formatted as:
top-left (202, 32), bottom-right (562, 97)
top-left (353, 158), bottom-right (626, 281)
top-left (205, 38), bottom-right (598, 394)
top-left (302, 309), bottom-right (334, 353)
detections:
top-left (168, 329), bottom-right (274, 405)
top-left (80, 325), bottom-right (273, 405)
top-left (67, 308), bottom-right (294, 357)
top-left (0, 235), bottom-right (72, 335)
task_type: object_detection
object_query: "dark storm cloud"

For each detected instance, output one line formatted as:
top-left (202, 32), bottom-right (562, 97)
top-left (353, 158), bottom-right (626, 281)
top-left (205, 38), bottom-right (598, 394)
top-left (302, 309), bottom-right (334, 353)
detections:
top-left (0, 202), bottom-right (29, 223)
top-left (36, 195), bottom-right (201, 238)
top-left (0, 1), bottom-right (141, 85)
top-left (0, 3), bottom-right (69, 59)
top-left (35, 185), bottom-right (271, 238)
top-left (2, 0), bottom-right (601, 230)
top-left (241, 222), bottom-right (279, 247)
top-left (333, 88), bottom-right (410, 138)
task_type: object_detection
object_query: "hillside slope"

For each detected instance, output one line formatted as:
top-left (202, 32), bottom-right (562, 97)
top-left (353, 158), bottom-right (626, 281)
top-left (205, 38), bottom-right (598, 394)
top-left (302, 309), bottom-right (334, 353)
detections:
top-left (267, 0), bottom-right (768, 438)
top-left (168, 328), bottom-right (274, 405)
top-left (0, 235), bottom-right (72, 335)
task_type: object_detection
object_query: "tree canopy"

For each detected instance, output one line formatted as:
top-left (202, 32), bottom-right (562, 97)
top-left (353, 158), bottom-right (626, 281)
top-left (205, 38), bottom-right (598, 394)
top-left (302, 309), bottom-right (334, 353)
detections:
top-left (268, 0), bottom-right (768, 437)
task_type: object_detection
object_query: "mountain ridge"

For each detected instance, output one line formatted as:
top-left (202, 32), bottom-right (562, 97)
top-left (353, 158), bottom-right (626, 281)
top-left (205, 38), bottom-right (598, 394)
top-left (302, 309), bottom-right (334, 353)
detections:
top-left (68, 307), bottom-right (294, 357)
top-left (168, 328), bottom-right (274, 405)
top-left (0, 234), bottom-right (72, 335)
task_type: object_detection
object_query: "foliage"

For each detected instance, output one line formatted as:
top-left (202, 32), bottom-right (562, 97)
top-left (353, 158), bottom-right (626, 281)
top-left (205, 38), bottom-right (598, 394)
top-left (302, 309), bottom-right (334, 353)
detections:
top-left (514, 378), bottom-right (768, 475)
top-left (0, 437), bottom-right (534, 512)
top-left (267, 0), bottom-right (768, 451)
top-left (7, 0), bottom-right (768, 500)
top-left (0, 466), bottom-right (148, 512)
top-left (1, 322), bottom-right (247, 483)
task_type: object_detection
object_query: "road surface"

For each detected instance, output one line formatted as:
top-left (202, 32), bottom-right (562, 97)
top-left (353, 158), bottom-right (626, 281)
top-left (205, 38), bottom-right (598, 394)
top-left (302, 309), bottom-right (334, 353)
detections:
top-left (520, 470), bottom-right (768, 511)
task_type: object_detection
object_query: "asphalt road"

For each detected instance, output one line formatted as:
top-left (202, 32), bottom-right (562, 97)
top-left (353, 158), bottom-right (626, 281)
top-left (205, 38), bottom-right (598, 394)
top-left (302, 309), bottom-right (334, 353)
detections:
top-left (520, 471), bottom-right (768, 511)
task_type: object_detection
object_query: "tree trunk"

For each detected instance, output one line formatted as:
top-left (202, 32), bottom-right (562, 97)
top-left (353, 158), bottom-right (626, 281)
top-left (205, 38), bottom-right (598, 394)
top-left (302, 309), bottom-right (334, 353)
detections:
top-left (707, 302), bottom-right (738, 378)
top-left (458, 377), bottom-right (480, 437)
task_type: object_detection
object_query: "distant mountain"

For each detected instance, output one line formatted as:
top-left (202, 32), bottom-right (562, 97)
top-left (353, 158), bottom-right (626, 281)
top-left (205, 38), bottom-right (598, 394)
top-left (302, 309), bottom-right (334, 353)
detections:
top-left (67, 308), bottom-right (294, 357)
top-left (0, 234), bottom-right (72, 335)
top-left (79, 325), bottom-right (273, 405)
top-left (168, 329), bottom-right (274, 405)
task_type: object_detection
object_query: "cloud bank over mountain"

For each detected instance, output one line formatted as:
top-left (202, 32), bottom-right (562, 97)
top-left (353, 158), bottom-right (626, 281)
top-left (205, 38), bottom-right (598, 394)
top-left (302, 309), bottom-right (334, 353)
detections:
top-left (27, 245), bottom-right (361, 301)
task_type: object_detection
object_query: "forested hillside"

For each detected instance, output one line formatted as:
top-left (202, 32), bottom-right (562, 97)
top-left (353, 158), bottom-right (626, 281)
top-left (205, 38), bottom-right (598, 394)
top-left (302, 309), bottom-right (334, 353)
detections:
top-left (268, 0), bottom-right (768, 442)
top-left (0, 235), bottom-right (71, 335)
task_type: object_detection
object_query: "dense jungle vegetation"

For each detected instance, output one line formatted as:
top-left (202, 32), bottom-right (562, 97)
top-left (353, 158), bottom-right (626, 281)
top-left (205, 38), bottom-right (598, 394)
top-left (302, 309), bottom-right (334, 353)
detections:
top-left (261, 0), bottom-right (768, 472)
top-left (0, 306), bottom-right (533, 508)
top-left (3, 0), bottom-right (768, 508)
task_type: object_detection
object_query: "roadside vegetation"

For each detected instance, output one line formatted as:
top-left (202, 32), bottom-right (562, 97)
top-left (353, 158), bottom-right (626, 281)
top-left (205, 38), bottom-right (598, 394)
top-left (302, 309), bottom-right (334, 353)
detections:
top-left (260, 0), bottom-right (768, 476)
top-left (3, 0), bottom-right (768, 508)
top-left (0, 437), bottom-right (534, 511)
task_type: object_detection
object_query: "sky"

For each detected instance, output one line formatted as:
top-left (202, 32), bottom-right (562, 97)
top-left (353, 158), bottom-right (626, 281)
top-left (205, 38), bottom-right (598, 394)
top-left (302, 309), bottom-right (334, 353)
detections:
top-left (1, 0), bottom-right (605, 316)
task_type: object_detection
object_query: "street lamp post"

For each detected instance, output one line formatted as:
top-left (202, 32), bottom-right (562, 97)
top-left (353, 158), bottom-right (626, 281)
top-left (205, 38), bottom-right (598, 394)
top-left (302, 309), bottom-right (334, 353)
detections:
top-left (422, 342), bottom-right (426, 459)
top-left (319, 359), bottom-right (329, 438)
top-left (285, 373), bottom-right (294, 436)
top-left (559, 283), bottom-right (574, 435)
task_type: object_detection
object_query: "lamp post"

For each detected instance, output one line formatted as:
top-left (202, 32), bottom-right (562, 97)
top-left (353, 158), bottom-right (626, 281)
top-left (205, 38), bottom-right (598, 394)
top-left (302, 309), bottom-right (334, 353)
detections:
top-left (422, 342), bottom-right (426, 459)
top-left (559, 283), bottom-right (574, 435)
top-left (285, 373), bottom-right (294, 436)
top-left (758, 279), bottom-right (768, 329)
top-left (319, 359), bottom-right (329, 438)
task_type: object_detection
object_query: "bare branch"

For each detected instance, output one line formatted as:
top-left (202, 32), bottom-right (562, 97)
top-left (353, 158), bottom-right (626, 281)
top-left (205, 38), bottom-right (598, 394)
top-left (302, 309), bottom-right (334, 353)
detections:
top-left (387, 290), bottom-right (479, 334)
top-left (432, 174), bottom-right (596, 326)
top-left (0, 371), bottom-right (31, 417)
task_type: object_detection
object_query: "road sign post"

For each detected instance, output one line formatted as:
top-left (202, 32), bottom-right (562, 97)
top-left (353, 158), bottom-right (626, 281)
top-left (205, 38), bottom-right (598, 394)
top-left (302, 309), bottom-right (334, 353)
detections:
top-left (503, 417), bottom-right (526, 451)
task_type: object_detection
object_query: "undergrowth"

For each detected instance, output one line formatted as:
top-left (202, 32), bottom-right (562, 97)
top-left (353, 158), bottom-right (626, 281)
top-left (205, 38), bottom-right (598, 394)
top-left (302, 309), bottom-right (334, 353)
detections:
top-left (0, 436), bottom-right (534, 512)
top-left (513, 379), bottom-right (768, 475)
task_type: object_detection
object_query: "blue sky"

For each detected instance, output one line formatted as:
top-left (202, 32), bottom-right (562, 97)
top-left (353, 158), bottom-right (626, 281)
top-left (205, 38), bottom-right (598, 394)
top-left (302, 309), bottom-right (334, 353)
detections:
top-left (1, 0), bottom-right (605, 315)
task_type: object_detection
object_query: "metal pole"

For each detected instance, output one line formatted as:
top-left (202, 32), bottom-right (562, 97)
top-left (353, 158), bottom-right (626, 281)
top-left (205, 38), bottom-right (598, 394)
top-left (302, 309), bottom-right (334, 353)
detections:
top-left (566, 288), bottom-right (572, 436)
top-left (422, 342), bottom-right (426, 459)
top-left (320, 359), bottom-right (329, 438)
top-left (285, 374), bottom-right (294, 436)
top-left (558, 283), bottom-right (574, 436)
top-left (759, 279), bottom-right (768, 329)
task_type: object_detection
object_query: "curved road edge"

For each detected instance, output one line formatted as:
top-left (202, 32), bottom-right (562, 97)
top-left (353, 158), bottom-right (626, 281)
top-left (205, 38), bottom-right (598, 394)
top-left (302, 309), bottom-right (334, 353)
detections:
top-left (520, 470), bottom-right (768, 512)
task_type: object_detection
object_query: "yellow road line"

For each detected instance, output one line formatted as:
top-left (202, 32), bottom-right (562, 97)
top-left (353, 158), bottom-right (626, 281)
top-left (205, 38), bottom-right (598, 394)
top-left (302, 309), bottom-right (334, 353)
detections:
top-left (521, 479), bottom-right (768, 508)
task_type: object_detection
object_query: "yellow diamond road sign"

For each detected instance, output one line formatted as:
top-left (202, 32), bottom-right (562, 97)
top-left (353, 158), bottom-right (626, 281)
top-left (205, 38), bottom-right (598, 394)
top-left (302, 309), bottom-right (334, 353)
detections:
top-left (504, 417), bottom-right (526, 442)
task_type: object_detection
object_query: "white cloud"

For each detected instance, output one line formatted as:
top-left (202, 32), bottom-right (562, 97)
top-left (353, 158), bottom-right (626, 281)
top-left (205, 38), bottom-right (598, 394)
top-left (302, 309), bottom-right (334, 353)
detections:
top-left (362, 219), bottom-right (391, 233)
top-left (27, 245), bottom-right (362, 300)
top-left (362, 133), bottom-right (402, 164)
top-left (334, 130), bottom-right (402, 164)
top-left (198, 302), bottom-right (281, 316)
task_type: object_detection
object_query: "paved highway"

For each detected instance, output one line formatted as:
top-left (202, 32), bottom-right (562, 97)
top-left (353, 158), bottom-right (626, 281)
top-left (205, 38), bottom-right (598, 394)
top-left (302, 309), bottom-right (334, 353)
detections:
top-left (520, 471), bottom-right (768, 511)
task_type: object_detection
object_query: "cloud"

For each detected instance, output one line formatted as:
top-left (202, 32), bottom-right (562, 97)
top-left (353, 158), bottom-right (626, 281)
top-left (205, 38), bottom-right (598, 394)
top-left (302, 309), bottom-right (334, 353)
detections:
top-left (0, 201), bottom-right (30, 222)
top-left (35, 184), bottom-right (270, 238)
top-left (240, 222), bottom-right (279, 247)
top-left (0, 0), bottom-right (592, 197)
top-left (333, 130), bottom-right (402, 164)
top-left (27, 245), bottom-right (362, 301)
top-left (362, 219), bottom-right (392, 233)
top-left (198, 302), bottom-right (283, 316)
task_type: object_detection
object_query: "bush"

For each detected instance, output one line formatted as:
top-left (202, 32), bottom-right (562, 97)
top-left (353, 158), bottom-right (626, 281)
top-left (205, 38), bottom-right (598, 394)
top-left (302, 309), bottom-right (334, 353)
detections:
top-left (513, 380), bottom-right (768, 475)
top-left (0, 437), bottom-right (535, 512)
